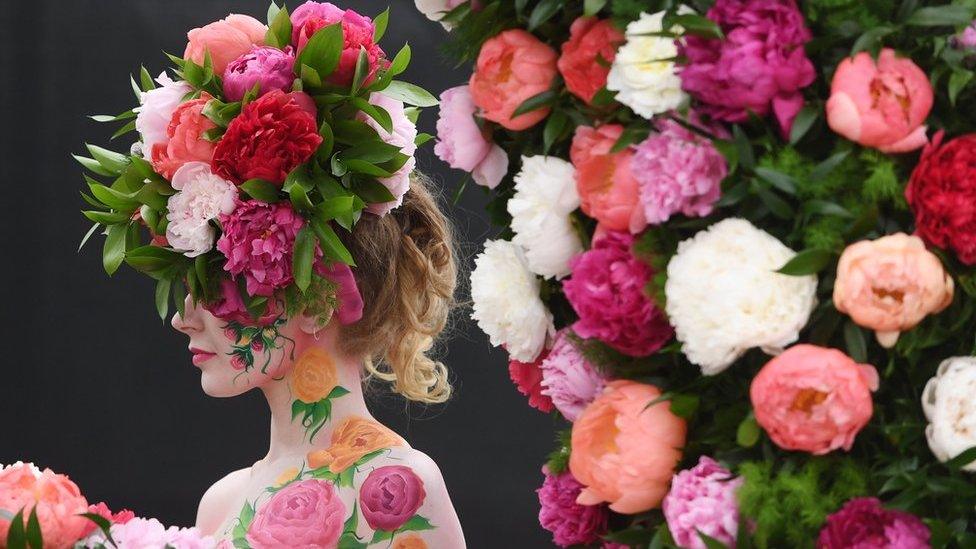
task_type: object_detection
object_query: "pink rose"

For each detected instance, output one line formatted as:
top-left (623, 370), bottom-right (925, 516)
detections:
top-left (826, 49), bottom-right (933, 153)
top-left (359, 466), bottom-right (427, 531)
top-left (750, 345), bottom-right (879, 455)
top-left (290, 2), bottom-right (385, 86)
top-left (571, 125), bottom-right (646, 233)
top-left (246, 479), bottom-right (346, 548)
top-left (0, 463), bottom-right (90, 549)
top-left (184, 14), bottom-right (266, 75)
top-left (470, 30), bottom-right (559, 131)
top-left (151, 95), bottom-right (217, 180)
top-left (834, 233), bottom-right (953, 348)
top-left (434, 86), bottom-right (509, 189)
top-left (558, 17), bottom-right (624, 105)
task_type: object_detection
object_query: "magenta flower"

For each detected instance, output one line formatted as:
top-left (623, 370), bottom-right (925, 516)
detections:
top-left (679, 0), bottom-right (815, 136)
top-left (817, 498), bottom-right (930, 549)
top-left (956, 21), bottom-right (976, 49)
top-left (223, 46), bottom-right (296, 102)
top-left (540, 330), bottom-right (607, 422)
top-left (359, 466), bottom-right (427, 531)
top-left (663, 457), bottom-right (743, 549)
top-left (562, 231), bottom-right (674, 357)
top-left (537, 467), bottom-right (608, 547)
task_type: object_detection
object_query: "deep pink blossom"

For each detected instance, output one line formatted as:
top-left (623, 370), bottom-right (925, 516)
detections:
top-left (290, 2), bottom-right (385, 86)
top-left (537, 467), bottom-right (609, 548)
top-left (223, 46), bottom-right (296, 102)
top-left (359, 466), bottom-right (426, 532)
top-left (817, 498), bottom-right (930, 549)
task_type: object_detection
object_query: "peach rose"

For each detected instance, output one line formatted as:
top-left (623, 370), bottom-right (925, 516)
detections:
top-left (184, 14), bottom-right (267, 75)
top-left (393, 534), bottom-right (429, 549)
top-left (307, 417), bottom-right (404, 473)
top-left (751, 345), bottom-right (878, 455)
top-left (470, 29), bottom-right (559, 131)
top-left (0, 463), bottom-right (90, 549)
top-left (558, 17), bottom-right (624, 104)
top-left (570, 380), bottom-right (687, 514)
top-left (826, 49), bottom-right (933, 153)
top-left (290, 348), bottom-right (339, 404)
top-left (571, 125), bottom-right (647, 233)
top-left (834, 233), bottom-right (953, 348)
top-left (151, 95), bottom-right (217, 180)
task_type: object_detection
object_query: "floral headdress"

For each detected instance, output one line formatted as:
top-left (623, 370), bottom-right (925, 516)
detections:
top-left (77, 2), bottom-right (436, 326)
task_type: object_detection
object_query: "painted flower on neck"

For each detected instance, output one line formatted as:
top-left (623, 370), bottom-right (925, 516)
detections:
top-left (246, 480), bottom-right (346, 548)
top-left (307, 417), bottom-right (404, 473)
top-left (359, 466), bottom-right (427, 531)
top-left (393, 534), bottom-right (429, 549)
top-left (817, 497), bottom-right (930, 549)
top-left (0, 462), bottom-right (90, 549)
top-left (291, 348), bottom-right (339, 403)
top-left (923, 356), bottom-right (976, 472)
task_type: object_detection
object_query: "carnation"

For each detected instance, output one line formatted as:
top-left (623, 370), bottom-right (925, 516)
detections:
top-left (923, 356), bottom-right (976, 472)
top-left (165, 162), bottom-right (238, 258)
top-left (817, 498), bottom-right (930, 549)
top-left (663, 457), bottom-right (744, 549)
top-left (358, 92), bottom-right (418, 216)
top-left (563, 231), bottom-right (673, 357)
top-left (540, 330), bottom-right (607, 422)
top-left (135, 72), bottom-right (192, 154)
top-left (471, 240), bottom-right (554, 362)
top-left (665, 218), bottom-right (818, 375)
top-left (537, 467), bottom-right (609, 547)
top-left (510, 350), bottom-right (555, 413)
top-left (508, 156), bottom-right (583, 279)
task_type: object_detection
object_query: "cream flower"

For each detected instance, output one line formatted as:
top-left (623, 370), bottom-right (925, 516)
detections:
top-left (471, 239), bottom-right (555, 361)
top-left (414, 0), bottom-right (467, 29)
top-left (135, 72), bottom-right (192, 154)
top-left (607, 10), bottom-right (689, 120)
top-left (923, 357), bottom-right (976, 472)
top-left (665, 218), bottom-right (818, 375)
top-left (508, 156), bottom-right (583, 279)
top-left (165, 162), bottom-right (238, 257)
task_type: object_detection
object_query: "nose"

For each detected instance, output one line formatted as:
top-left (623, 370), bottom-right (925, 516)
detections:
top-left (171, 295), bottom-right (204, 334)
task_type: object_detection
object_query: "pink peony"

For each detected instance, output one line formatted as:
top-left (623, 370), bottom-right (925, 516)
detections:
top-left (0, 463), bottom-right (90, 549)
top-left (562, 231), bottom-right (673, 357)
top-left (571, 125), bottom-right (647, 233)
top-left (434, 86), bottom-right (508, 189)
top-left (290, 2), bottom-right (385, 86)
top-left (558, 17), bottom-right (624, 105)
top-left (151, 95), bottom-right (217, 181)
top-left (826, 49), bottom-right (933, 153)
top-left (540, 330), bottom-right (607, 422)
top-left (101, 517), bottom-right (216, 549)
top-left (223, 46), bottom-right (296, 102)
top-left (957, 22), bottom-right (976, 49)
top-left (136, 73), bottom-right (192, 154)
top-left (80, 502), bottom-right (135, 538)
top-left (204, 279), bottom-right (282, 326)
top-left (537, 467), bottom-right (609, 547)
top-left (358, 92), bottom-right (418, 216)
top-left (679, 0), bottom-right (815, 136)
top-left (632, 119), bottom-right (728, 225)
top-left (184, 14), bottom-right (266, 75)
top-left (359, 466), bottom-right (427, 531)
top-left (817, 498), bottom-right (930, 549)
top-left (217, 201), bottom-right (313, 297)
top-left (750, 345), bottom-right (879, 455)
top-left (509, 349), bottom-right (555, 413)
top-left (663, 457), bottom-right (743, 549)
top-left (246, 479), bottom-right (346, 548)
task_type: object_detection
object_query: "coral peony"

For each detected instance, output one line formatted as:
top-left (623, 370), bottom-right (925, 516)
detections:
top-left (434, 85), bottom-right (508, 189)
top-left (834, 233), bottom-right (953, 348)
top-left (165, 162), bottom-right (239, 258)
top-left (223, 46), bottom-right (296, 102)
top-left (923, 356), bottom-right (976, 472)
top-left (607, 10), bottom-right (687, 119)
top-left (826, 49), bottom-right (933, 153)
top-left (750, 345), bottom-right (878, 455)
top-left (663, 457), bottom-right (743, 549)
top-left (509, 349), bottom-right (555, 413)
top-left (246, 480), bottom-right (345, 548)
top-left (358, 92), bottom-right (417, 215)
top-left (184, 14), bottom-right (266, 75)
top-left (217, 200), bottom-right (310, 297)
top-left (290, 348), bottom-right (339, 403)
top-left (571, 124), bottom-right (646, 233)
top-left (151, 95), bottom-right (217, 180)
top-left (307, 417), bottom-right (404, 473)
top-left (563, 230), bottom-right (673, 357)
top-left (570, 380), bottom-right (687, 514)
top-left (470, 30), bottom-right (559, 131)
top-left (212, 90), bottom-right (322, 185)
top-left (80, 502), bottom-right (135, 538)
top-left (0, 463), bottom-right (90, 549)
top-left (679, 0), bottom-right (815, 135)
top-left (632, 119), bottom-right (728, 225)
top-left (537, 467), bottom-right (609, 547)
top-left (359, 466), bottom-right (427, 531)
top-left (540, 330), bottom-right (607, 422)
top-left (906, 132), bottom-right (976, 265)
top-left (559, 17), bottom-right (624, 105)
top-left (290, 1), bottom-right (385, 86)
top-left (135, 73), bottom-right (192, 154)
top-left (817, 498), bottom-right (930, 549)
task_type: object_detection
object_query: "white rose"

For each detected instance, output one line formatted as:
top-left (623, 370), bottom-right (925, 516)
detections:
top-left (135, 72), bottom-right (192, 153)
top-left (508, 156), bottom-right (583, 279)
top-left (165, 162), bottom-right (238, 258)
top-left (607, 10), bottom-right (689, 119)
top-left (415, 0), bottom-right (466, 29)
top-left (665, 218), bottom-right (818, 375)
top-left (923, 356), bottom-right (976, 472)
top-left (471, 239), bottom-right (555, 361)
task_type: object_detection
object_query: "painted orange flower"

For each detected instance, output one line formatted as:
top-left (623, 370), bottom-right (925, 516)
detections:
top-left (291, 348), bottom-right (339, 404)
top-left (307, 417), bottom-right (404, 473)
top-left (274, 467), bottom-right (300, 487)
top-left (393, 534), bottom-right (428, 549)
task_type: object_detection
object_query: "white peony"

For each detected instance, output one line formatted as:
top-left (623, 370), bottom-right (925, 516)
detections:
top-left (470, 239), bottom-right (555, 362)
top-left (165, 162), bottom-right (238, 258)
top-left (414, 0), bottom-right (466, 29)
top-left (665, 218), bottom-right (818, 375)
top-left (507, 156), bottom-right (583, 279)
top-left (607, 10), bottom-right (689, 120)
top-left (135, 72), bottom-right (192, 154)
top-left (923, 357), bottom-right (976, 472)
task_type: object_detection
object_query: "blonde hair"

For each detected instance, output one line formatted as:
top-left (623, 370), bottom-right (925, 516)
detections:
top-left (338, 173), bottom-right (457, 404)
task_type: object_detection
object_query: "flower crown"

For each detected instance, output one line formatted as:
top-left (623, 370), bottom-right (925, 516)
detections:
top-left (77, 2), bottom-right (437, 326)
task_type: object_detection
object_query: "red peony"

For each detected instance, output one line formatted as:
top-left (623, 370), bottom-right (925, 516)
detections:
top-left (509, 349), bottom-right (555, 413)
top-left (212, 90), bottom-right (322, 185)
top-left (558, 17), bottom-right (624, 105)
top-left (906, 132), bottom-right (976, 265)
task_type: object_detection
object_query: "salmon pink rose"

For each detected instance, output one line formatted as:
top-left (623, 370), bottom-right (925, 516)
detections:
top-left (834, 233), bottom-right (953, 348)
top-left (750, 345), bottom-right (878, 455)
top-left (470, 30), bottom-right (559, 131)
top-left (826, 49), bottom-right (933, 153)
top-left (246, 479), bottom-right (345, 548)
top-left (359, 466), bottom-right (427, 531)
top-left (290, 1), bottom-right (385, 86)
top-left (0, 463), bottom-right (90, 549)
top-left (558, 17), bottom-right (624, 104)
top-left (571, 125), bottom-right (646, 233)
top-left (151, 95), bottom-right (217, 180)
top-left (570, 380), bottom-right (687, 514)
top-left (184, 14), bottom-right (266, 75)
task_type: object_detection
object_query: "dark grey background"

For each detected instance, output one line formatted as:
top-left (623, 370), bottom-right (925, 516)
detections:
top-left (0, 1), bottom-right (554, 546)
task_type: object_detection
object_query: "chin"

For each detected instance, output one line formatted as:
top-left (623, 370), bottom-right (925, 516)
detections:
top-left (199, 370), bottom-right (249, 398)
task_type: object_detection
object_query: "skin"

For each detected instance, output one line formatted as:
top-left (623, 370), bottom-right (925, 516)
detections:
top-left (172, 297), bottom-right (466, 548)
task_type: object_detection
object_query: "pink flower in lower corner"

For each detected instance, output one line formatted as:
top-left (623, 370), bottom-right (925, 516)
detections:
top-left (817, 498), bottom-right (930, 549)
top-left (360, 466), bottom-right (427, 532)
top-left (97, 517), bottom-right (215, 549)
top-left (0, 462), bottom-right (90, 549)
top-left (537, 467), bottom-right (609, 548)
top-left (540, 330), bottom-right (607, 422)
top-left (509, 349), bottom-right (555, 413)
top-left (435, 86), bottom-right (508, 189)
top-left (247, 479), bottom-right (346, 548)
top-left (663, 457), bottom-right (744, 549)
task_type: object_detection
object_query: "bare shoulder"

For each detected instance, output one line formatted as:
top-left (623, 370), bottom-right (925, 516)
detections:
top-left (196, 467), bottom-right (251, 535)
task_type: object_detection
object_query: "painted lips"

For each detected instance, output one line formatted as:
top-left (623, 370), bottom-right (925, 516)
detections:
top-left (190, 347), bottom-right (217, 366)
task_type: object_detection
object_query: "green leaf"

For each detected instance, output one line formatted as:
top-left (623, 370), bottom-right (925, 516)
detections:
top-left (318, 121), bottom-right (336, 162)
top-left (328, 385), bottom-right (351, 400)
top-left (399, 515), bottom-right (436, 533)
top-left (698, 530), bottom-right (731, 549)
top-left (789, 104), bottom-right (820, 144)
top-left (139, 65), bottom-right (156, 92)
top-left (312, 218), bottom-right (355, 265)
top-left (344, 160), bottom-right (393, 178)
top-left (369, 529), bottom-right (395, 545)
top-left (906, 5), bottom-right (974, 26)
top-left (350, 97), bottom-right (393, 133)
top-left (387, 44), bottom-right (411, 77)
top-left (851, 26), bottom-right (896, 56)
top-left (25, 508), bottom-right (42, 549)
top-left (527, 0), bottom-right (561, 31)
top-left (7, 508), bottom-right (26, 549)
top-left (240, 179), bottom-right (282, 203)
top-left (340, 141), bottom-right (401, 163)
top-left (755, 185), bottom-right (793, 219)
top-left (79, 222), bottom-right (100, 252)
top-left (267, 2), bottom-right (281, 26)
top-left (296, 23), bottom-right (344, 81)
top-left (102, 223), bottom-right (128, 275)
top-left (265, 5), bottom-right (292, 49)
top-left (373, 7), bottom-right (390, 42)
top-left (86, 144), bottom-right (129, 174)
top-left (353, 178), bottom-right (397, 202)
top-left (809, 150), bottom-right (851, 182)
top-left (737, 413), bottom-right (761, 447)
top-left (543, 110), bottom-right (569, 153)
top-left (945, 446), bottom-right (976, 471)
top-left (665, 13), bottom-right (724, 39)
top-left (584, 0), bottom-right (608, 16)
top-left (669, 394), bottom-right (700, 419)
top-left (155, 277), bottom-right (173, 321)
top-left (125, 245), bottom-right (183, 273)
top-left (732, 125), bottom-right (754, 170)
top-left (803, 199), bottom-right (854, 219)
top-left (293, 227), bottom-right (317, 292)
top-left (776, 248), bottom-right (835, 276)
top-left (350, 47), bottom-right (371, 94)
top-left (74, 154), bottom-right (116, 177)
top-left (88, 181), bottom-right (139, 211)
top-left (381, 80), bottom-right (439, 107)
top-left (755, 167), bottom-right (797, 195)
top-left (844, 320), bottom-right (868, 363)
top-left (512, 89), bottom-right (557, 117)
top-left (111, 119), bottom-right (138, 140)
top-left (949, 70), bottom-right (973, 106)
top-left (80, 513), bottom-right (116, 546)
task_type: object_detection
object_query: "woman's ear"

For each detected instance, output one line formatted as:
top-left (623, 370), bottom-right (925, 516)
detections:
top-left (297, 312), bottom-right (324, 335)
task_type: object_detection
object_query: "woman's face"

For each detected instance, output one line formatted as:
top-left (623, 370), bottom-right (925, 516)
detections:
top-left (171, 297), bottom-right (301, 397)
